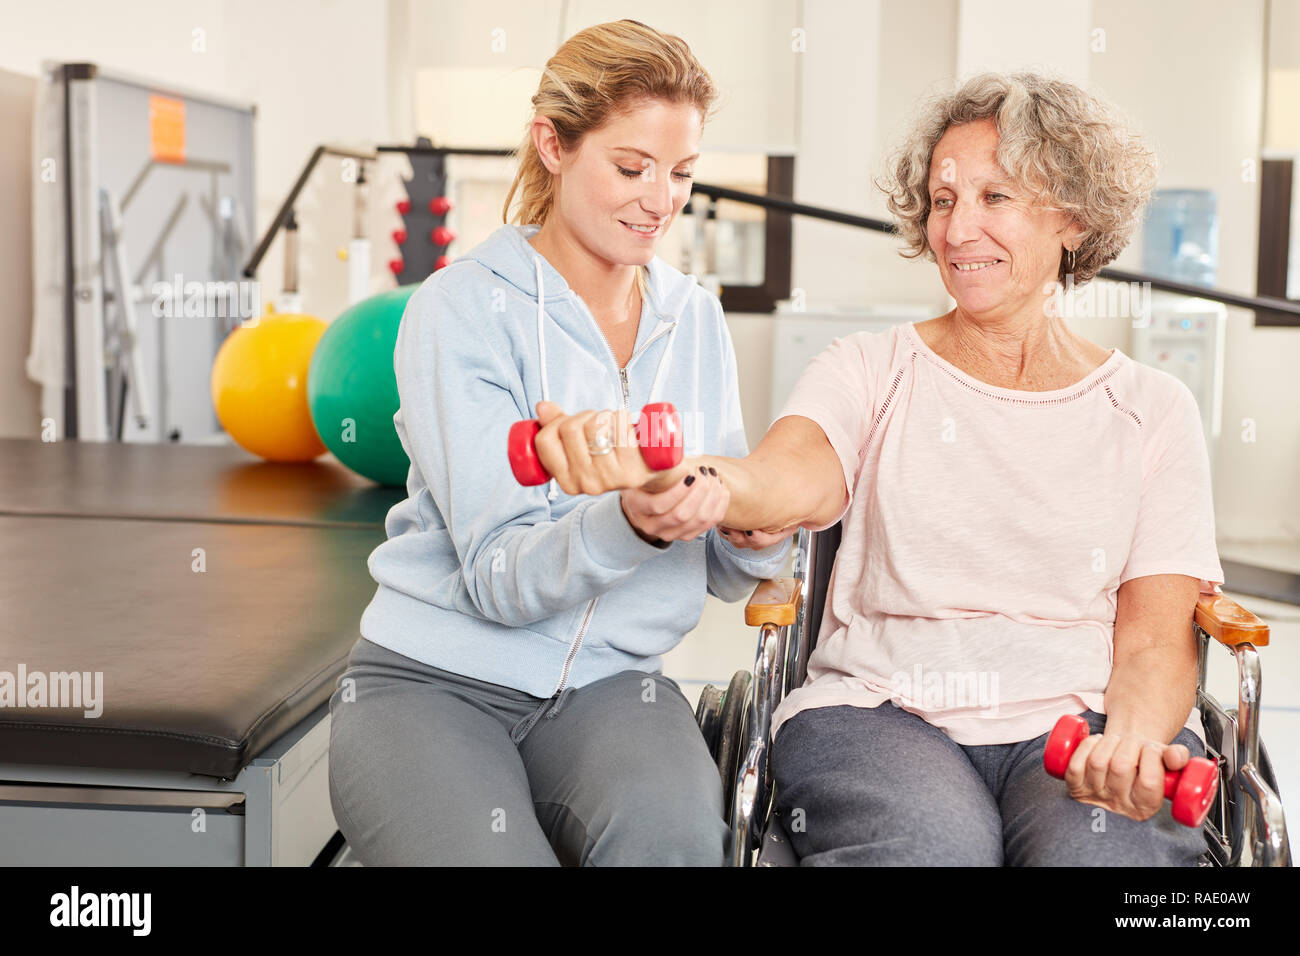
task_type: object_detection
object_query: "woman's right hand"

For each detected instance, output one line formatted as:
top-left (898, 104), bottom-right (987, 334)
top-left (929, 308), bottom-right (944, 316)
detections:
top-left (532, 402), bottom-right (730, 543)
top-left (534, 401), bottom-right (687, 496)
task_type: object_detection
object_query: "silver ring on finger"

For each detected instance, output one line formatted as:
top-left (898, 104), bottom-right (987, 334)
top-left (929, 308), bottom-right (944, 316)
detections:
top-left (587, 430), bottom-right (614, 456)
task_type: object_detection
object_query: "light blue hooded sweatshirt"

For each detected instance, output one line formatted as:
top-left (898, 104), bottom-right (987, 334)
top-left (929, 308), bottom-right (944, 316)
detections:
top-left (358, 223), bottom-right (791, 713)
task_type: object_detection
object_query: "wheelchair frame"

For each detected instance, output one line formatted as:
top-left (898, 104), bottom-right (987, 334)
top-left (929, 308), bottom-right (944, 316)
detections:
top-left (696, 525), bottom-right (1291, 867)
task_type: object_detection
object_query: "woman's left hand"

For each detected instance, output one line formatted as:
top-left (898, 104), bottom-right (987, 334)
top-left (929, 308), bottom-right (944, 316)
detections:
top-left (1062, 729), bottom-right (1192, 822)
top-left (717, 525), bottom-right (799, 550)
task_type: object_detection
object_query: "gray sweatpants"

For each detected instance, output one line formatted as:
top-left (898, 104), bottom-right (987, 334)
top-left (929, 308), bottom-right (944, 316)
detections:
top-left (327, 637), bottom-right (729, 866)
top-left (772, 702), bottom-right (1209, 866)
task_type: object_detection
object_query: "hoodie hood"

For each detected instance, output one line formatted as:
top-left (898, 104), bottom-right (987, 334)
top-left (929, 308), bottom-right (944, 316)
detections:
top-left (465, 223), bottom-right (700, 324)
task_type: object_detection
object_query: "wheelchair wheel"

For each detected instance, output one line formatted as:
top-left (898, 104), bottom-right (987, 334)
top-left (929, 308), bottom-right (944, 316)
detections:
top-left (716, 670), bottom-right (752, 822)
top-left (695, 683), bottom-right (725, 760)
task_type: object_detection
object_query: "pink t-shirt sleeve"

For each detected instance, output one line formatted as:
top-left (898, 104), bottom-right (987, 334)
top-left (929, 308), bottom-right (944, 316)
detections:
top-left (774, 333), bottom-right (880, 532)
top-left (1120, 378), bottom-right (1224, 591)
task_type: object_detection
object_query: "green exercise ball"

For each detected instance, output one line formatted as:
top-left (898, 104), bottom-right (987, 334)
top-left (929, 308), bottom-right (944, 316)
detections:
top-left (307, 285), bottom-right (417, 486)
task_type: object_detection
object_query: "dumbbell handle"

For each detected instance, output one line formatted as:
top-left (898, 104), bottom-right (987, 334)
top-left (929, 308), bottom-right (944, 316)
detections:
top-left (508, 402), bottom-right (683, 487)
top-left (1043, 714), bottom-right (1217, 828)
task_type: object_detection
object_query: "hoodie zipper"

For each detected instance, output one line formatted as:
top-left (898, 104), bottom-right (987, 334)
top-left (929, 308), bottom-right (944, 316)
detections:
top-left (553, 595), bottom-right (598, 696)
top-left (628, 322), bottom-right (674, 371)
top-left (581, 289), bottom-right (675, 408)
top-left (546, 298), bottom-right (675, 699)
top-left (613, 324), bottom-right (675, 405)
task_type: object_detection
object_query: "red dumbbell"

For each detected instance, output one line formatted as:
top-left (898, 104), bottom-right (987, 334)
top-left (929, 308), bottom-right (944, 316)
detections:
top-left (1043, 714), bottom-right (1217, 828)
top-left (508, 403), bottom-right (683, 487)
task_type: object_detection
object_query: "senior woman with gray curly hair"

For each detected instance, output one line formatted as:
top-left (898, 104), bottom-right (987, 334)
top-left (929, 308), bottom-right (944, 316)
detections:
top-left (530, 71), bottom-right (1223, 866)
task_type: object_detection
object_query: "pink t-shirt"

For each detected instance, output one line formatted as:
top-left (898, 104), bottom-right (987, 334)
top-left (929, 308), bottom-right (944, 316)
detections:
top-left (770, 322), bottom-right (1224, 747)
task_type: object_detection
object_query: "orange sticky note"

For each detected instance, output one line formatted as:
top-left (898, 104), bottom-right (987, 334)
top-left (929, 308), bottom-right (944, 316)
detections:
top-left (149, 95), bottom-right (186, 163)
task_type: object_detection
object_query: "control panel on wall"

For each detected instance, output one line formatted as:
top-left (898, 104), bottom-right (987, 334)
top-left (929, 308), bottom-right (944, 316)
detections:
top-left (1128, 292), bottom-right (1226, 449)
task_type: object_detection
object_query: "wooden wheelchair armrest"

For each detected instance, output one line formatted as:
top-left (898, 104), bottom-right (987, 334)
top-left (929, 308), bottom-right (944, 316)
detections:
top-left (1195, 593), bottom-right (1270, 647)
top-left (746, 577), bottom-right (802, 627)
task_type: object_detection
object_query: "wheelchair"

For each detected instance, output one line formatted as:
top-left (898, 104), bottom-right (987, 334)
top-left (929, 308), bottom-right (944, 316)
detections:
top-left (696, 523), bottom-right (1292, 867)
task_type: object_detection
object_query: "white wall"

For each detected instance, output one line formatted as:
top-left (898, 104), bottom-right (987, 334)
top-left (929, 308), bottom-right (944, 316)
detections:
top-left (1266, 0), bottom-right (1300, 153)
top-left (400, 0), bottom-right (799, 153)
top-left (957, 0), bottom-right (1091, 82)
top-left (789, 0), bottom-right (956, 312)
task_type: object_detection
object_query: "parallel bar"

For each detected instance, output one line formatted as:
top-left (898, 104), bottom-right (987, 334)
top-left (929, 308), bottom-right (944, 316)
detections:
top-left (692, 182), bottom-right (893, 232)
top-left (244, 145), bottom-right (512, 279)
top-left (242, 145), bottom-right (376, 278)
top-left (244, 142), bottom-right (1300, 322)
top-left (689, 183), bottom-right (1300, 321)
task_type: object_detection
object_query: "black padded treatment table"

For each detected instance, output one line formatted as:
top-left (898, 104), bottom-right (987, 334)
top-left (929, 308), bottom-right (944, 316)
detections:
top-left (0, 439), bottom-right (405, 865)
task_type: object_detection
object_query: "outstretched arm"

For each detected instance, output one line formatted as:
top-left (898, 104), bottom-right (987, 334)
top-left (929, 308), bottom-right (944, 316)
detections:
top-left (532, 405), bottom-right (846, 534)
top-left (532, 331), bottom-right (877, 539)
top-left (695, 414), bottom-right (848, 533)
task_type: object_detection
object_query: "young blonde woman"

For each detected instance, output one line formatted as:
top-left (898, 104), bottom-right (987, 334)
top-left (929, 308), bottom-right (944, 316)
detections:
top-left (327, 19), bottom-right (790, 866)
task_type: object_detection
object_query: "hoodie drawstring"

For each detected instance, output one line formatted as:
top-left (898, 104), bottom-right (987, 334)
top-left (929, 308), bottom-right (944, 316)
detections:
top-left (547, 685), bottom-right (575, 719)
top-left (508, 696), bottom-right (549, 744)
top-left (534, 256), bottom-right (559, 502)
top-left (506, 683), bottom-right (578, 745)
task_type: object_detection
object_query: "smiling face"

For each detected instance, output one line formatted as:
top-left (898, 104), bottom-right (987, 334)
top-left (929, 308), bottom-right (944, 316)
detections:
top-left (926, 118), bottom-right (1080, 320)
top-left (541, 97), bottom-right (701, 268)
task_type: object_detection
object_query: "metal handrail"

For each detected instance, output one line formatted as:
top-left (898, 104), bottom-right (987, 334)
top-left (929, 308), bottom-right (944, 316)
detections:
top-left (242, 144), bottom-right (514, 278)
top-left (689, 182), bottom-right (1300, 321)
top-left (243, 145), bottom-right (1300, 322)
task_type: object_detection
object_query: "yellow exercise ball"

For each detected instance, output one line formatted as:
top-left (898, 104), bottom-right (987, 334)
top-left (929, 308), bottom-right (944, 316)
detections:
top-left (211, 313), bottom-right (329, 462)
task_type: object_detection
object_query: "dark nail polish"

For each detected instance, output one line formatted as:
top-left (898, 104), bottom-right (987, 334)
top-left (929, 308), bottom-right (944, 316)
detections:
top-left (745, 530), bottom-right (753, 536)
top-left (684, 474), bottom-right (695, 486)
top-left (698, 466), bottom-right (708, 475)
top-left (707, 467), bottom-right (717, 476)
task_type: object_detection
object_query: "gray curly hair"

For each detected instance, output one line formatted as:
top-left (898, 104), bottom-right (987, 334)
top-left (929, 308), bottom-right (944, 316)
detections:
top-left (878, 72), bottom-right (1157, 285)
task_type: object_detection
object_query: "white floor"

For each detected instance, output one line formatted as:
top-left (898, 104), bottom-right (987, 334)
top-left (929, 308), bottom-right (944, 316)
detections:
top-left (664, 545), bottom-right (1300, 851)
